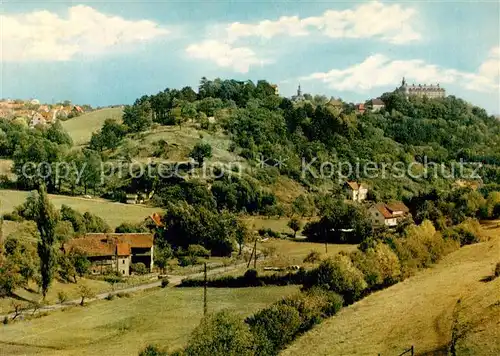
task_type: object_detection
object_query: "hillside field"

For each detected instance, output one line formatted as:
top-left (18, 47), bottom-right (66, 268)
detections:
top-left (0, 285), bottom-right (299, 356)
top-left (282, 222), bottom-right (500, 356)
top-left (61, 107), bottom-right (123, 146)
top-left (0, 189), bottom-right (158, 228)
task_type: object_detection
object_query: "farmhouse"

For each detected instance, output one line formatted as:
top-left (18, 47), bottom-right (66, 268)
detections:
top-left (369, 202), bottom-right (410, 227)
top-left (63, 233), bottom-right (154, 276)
top-left (344, 181), bottom-right (368, 202)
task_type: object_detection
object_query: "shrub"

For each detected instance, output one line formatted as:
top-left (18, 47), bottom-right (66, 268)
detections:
top-left (185, 310), bottom-right (254, 356)
top-left (305, 254), bottom-right (367, 303)
top-left (57, 291), bottom-right (68, 304)
top-left (443, 218), bottom-right (484, 246)
top-left (2, 212), bottom-right (22, 221)
top-left (116, 292), bottom-right (131, 298)
top-left (257, 228), bottom-right (281, 239)
top-left (105, 294), bottom-right (115, 301)
top-left (303, 250), bottom-right (321, 264)
top-left (246, 304), bottom-right (301, 355)
top-left (139, 345), bottom-right (168, 356)
top-left (178, 255), bottom-right (199, 267)
top-left (3, 316), bottom-right (9, 325)
top-left (131, 262), bottom-right (148, 275)
top-left (277, 288), bottom-right (343, 332)
top-left (161, 278), bottom-right (170, 288)
top-left (495, 262), bottom-right (500, 278)
top-left (187, 244), bottom-right (210, 258)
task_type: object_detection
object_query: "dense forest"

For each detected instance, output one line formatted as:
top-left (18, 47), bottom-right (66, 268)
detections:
top-left (1, 77), bottom-right (499, 254)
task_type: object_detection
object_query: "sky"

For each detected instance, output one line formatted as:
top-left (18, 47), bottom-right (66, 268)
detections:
top-left (1, 0), bottom-right (499, 113)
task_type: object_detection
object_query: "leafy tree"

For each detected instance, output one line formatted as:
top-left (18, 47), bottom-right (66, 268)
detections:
top-left (123, 102), bottom-right (152, 132)
top-left (189, 143), bottom-right (212, 167)
top-left (115, 222), bottom-right (148, 233)
top-left (71, 250), bottom-right (91, 277)
top-left (34, 184), bottom-right (58, 298)
top-left (154, 246), bottom-right (173, 274)
top-left (83, 211), bottom-right (111, 233)
top-left (60, 205), bottom-right (86, 233)
top-left (287, 217), bottom-right (302, 238)
top-left (78, 285), bottom-right (95, 306)
top-left (185, 310), bottom-right (254, 356)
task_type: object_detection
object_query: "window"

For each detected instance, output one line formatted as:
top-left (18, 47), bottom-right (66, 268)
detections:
top-left (122, 260), bottom-right (125, 264)
top-left (122, 270), bottom-right (125, 275)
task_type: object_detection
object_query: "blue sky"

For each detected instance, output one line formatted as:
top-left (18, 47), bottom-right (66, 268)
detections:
top-left (2, 1), bottom-right (499, 113)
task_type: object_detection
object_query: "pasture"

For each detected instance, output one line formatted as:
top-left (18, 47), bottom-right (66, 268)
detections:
top-left (61, 108), bottom-right (123, 146)
top-left (0, 189), bottom-right (158, 228)
top-left (0, 286), bottom-right (299, 356)
top-left (282, 223), bottom-right (500, 356)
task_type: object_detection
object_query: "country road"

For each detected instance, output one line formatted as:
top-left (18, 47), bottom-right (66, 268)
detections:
top-left (1, 262), bottom-right (247, 320)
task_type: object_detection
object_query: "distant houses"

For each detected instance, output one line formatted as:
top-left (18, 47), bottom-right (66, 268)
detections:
top-left (369, 202), bottom-right (410, 227)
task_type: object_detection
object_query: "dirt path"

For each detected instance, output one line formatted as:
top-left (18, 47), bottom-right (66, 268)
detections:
top-left (282, 235), bottom-right (499, 356)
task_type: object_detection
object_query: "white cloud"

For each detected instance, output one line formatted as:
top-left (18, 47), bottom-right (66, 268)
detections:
top-left (185, 40), bottom-right (271, 73)
top-left (1, 5), bottom-right (169, 61)
top-left (301, 49), bottom-right (500, 93)
top-left (226, 1), bottom-right (420, 44)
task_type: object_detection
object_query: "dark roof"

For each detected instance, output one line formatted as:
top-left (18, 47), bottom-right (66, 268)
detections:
top-left (386, 202), bottom-right (409, 214)
top-left (371, 98), bottom-right (385, 105)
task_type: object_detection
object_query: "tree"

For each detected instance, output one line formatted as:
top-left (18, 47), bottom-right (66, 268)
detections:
top-left (154, 246), bottom-right (173, 274)
top-left (78, 285), bottom-right (95, 306)
top-left (58, 253), bottom-right (77, 283)
top-left (292, 195), bottom-right (312, 217)
top-left (287, 217), bottom-right (302, 238)
top-left (35, 184), bottom-right (58, 299)
top-left (71, 250), bottom-right (91, 278)
top-left (189, 143), bottom-right (212, 167)
top-left (184, 310), bottom-right (254, 356)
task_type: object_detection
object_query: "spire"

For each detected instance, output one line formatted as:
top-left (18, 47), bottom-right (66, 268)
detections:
top-left (402, 77), bottom-right (407, 86)
top-left (297, 83), bottom-right (302, 96)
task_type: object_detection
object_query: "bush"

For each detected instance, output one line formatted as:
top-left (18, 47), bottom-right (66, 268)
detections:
top-left (257, 228), bottom-right (281, 239)
top-left (185, 310), bottom-right (254, 356)
top-left (303, 250), bottom-right (321, 264)
top-left (57, 291), bottom-right (68, 304)
top-left (161, 278), bottom-right (170, 288)
top-left (246, 304), bottom-right (301, 355)
top-left (105, 294), bottom-right (115, 301)
top-left (2, 212), bottom-right (22, 221)
top-left (178, 255), bottom-right (199, 267)
top-left (131, 262), bottom-right (148, 275)
top-left (277, 288), bottom-right (343, 332)
top-left (187, 244), bottom-right (210, 258)
top-left (139, 345), bottom-right (168, 356)
top-left (116, 292), bottom-right (131, 298)
top-left (495, 262), bottom-right (500, 278)
top-left (305, 254), bottom-right (367, 303)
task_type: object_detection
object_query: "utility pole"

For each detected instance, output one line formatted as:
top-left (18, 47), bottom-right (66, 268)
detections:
top-left (203, 262), bottom-right (207, 316)
top-left (325, 239), bottom-right (328, 254)
top-left (253, 239), bottom-right (257, 269)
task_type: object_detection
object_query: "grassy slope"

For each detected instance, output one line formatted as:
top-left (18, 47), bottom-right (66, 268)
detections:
top-left (282, 223), bottom-right (500, 356)
top-left (61, 108), bottom-right (123, 146)
top-left (0, 189), bottom-right (158, 228)
top-left (0, 286), bottom-right (299, 356)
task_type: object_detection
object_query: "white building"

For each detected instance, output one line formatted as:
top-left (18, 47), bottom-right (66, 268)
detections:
top-left (344, 182), bottom-right (368, 202)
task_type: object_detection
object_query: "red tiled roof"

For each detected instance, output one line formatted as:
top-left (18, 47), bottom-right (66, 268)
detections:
top-left (374, 203), bottom-right (393, 219)
top-left (65, 233), bottom-right (153, 257)
top-left (373, 201), bottom-right (409, 219)
top-left (386, 202), bottom-right (409, 214)
top-left (116, 242), bottom-right (131, 256)
top-left (346, 181), bottom-right (367, 191)
top-left (149, 213), bottom-right (163, 227)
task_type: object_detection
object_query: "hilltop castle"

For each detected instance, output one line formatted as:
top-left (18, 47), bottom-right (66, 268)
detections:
top-left (399, 77), bottom-right (446, 99)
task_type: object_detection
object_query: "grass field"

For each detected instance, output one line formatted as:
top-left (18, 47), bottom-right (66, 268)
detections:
top-left (282, 223), bottom-right (500, 356)
top-left (0, 285), bottom-right (299, 356)
top-left (0, 189), bottom-right (158, 228)
top-left (61, 108), bottom-right (123, 146)
top-left (257, 238), bottom-right (358, 266)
